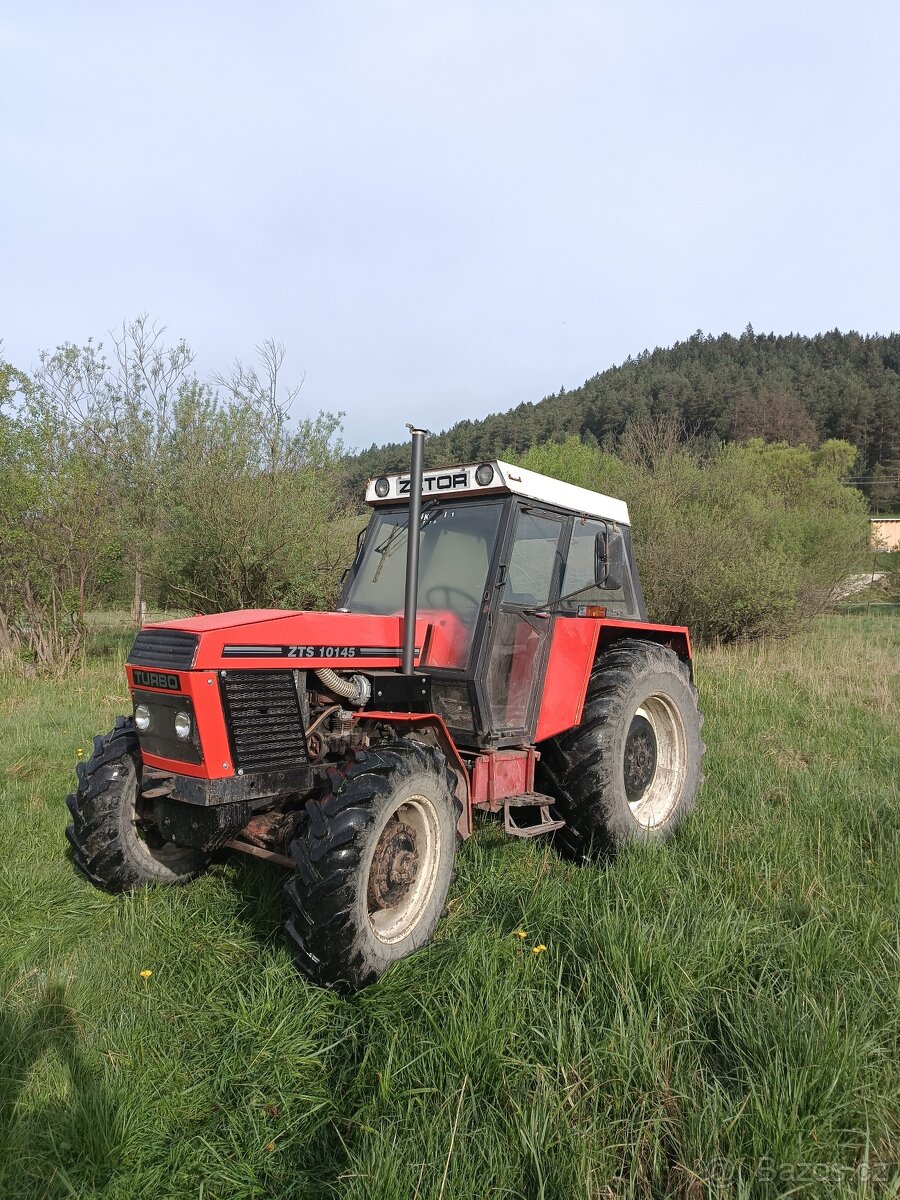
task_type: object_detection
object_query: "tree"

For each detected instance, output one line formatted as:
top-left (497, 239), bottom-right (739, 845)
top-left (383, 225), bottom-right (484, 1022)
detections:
top-left (0, 401), bottom-right (119, 670)
top-left (31, 315), bottom-right (201, 620)
top-left (868, 462), bottom-right (899, 513)
top-left (1, 322), bottom-right (353, 670)
top-left (730, 389), bottom-right (819, 447)
top-left (157, 385), bottom-right (354, 614)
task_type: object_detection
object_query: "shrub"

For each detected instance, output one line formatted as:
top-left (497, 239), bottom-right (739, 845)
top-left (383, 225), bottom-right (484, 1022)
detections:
top-left (1, 328), bottom-right (355, 673)
top-left (518, 425), bottom-right (869, 643)
top-left (0, 407), bottom-right (122, 670)
top-left (155, 403), bottom-right (357, 613)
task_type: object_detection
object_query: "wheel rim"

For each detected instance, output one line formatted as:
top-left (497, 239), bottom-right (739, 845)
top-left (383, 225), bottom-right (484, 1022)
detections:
top-left (625, 696), bottom-right (687, 828)
top-left (367, 794), bottom-right (441, 945)
top-left (118, 760), bottom-right (196, 868)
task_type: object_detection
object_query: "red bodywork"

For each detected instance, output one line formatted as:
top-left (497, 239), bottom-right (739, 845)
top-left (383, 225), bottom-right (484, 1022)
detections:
top-left (128, 610), bottom-right (430, 779)
top-left (127, 607), bottom-right (692, 832)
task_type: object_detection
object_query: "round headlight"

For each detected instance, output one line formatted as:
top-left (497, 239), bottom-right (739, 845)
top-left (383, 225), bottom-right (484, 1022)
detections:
top-left (174, 711), bottom-right (192, 740)
top-left (134, 704), bottom-right (151, 732)
top-left (475, 462), bottom-right (494, 486)
top-left (374, 476), bottom-right (390, 498)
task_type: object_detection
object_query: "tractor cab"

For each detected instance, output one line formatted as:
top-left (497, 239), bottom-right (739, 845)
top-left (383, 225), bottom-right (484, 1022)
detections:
top-left (341, 460), bottom-right (646, 749)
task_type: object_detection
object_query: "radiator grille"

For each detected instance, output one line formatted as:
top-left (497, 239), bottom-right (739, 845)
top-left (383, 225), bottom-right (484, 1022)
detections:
top-left (128, 628), bottom-right (199, 670)
top-left (220, 670), bottom-right (308, 773)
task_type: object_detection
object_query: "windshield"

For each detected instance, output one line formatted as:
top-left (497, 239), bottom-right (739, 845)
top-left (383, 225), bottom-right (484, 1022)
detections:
top-left (345, 501), bottom-right (504, 661)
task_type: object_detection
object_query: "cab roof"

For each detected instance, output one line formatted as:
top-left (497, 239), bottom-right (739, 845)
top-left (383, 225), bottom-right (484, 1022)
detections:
top-left (365, 459), bottom-right (630, 526)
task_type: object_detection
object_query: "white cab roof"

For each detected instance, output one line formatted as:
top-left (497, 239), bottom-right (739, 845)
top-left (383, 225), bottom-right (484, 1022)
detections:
top-left (365, 459), bottom-right (630, 526)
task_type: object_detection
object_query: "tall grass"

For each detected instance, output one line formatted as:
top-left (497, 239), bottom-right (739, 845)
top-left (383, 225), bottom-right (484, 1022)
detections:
top-left (1, 617), bottom-right (898, 1198)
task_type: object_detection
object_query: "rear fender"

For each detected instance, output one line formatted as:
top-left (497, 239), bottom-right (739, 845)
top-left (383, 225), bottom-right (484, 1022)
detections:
top-left (597, 619), bottom-right (693, 669)
top-left (352, 712), bottom-right (472, 839)
top-left (535, 617), bottom-right (693, 744)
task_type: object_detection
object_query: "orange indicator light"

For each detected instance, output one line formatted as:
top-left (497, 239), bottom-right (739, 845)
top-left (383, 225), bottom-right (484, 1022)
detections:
top-left (577, 605), bottom-right (607, 618)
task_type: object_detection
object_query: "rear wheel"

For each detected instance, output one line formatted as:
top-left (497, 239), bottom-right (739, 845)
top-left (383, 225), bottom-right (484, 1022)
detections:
top-left (284, 739), bottom-right (461, 993)
top-left (65, 716), bottom-right (210, 891)
top-left (538, 639), bottom-right (704, 859)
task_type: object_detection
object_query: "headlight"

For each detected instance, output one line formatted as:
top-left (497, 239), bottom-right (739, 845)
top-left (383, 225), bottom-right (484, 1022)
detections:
top-left (374, 476), bottom-right (390, 498)
top-left (475, 462), bottom-right (494, 486)
top-left (174, 711), bottom-right (192, 740)
top-left (134, 704), bottom-right (151, 731)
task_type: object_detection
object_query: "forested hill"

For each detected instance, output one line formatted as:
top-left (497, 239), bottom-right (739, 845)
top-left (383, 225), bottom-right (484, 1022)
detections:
top-left (347, 328), bottom-right (900, 502)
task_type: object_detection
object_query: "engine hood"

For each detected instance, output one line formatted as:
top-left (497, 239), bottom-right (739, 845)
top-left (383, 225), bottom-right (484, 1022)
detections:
top-left (138, 608), bottom-right (469, 671)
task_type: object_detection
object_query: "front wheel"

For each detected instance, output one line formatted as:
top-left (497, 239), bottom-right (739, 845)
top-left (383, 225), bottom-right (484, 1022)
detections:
top-left (284, 739), bottom-right (461, 993)
top-left (65, 716), bottom-right (210, 891)
top-left (538, 639), bottom-right (704, 860)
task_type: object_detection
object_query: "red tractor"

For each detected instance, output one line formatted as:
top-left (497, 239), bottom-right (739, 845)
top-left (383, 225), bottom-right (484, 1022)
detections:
top-left (66, 430), bottom-right (704, 992)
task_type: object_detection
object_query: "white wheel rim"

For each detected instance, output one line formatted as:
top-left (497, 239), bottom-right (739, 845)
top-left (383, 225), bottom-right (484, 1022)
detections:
top-left (627, 697), bottom-right (687, 829)
top-left (367, 794), bottom-right (441, 945)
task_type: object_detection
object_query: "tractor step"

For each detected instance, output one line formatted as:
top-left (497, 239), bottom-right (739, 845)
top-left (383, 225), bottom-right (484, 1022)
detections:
top-left (503, 792), bottom-right (565, 839)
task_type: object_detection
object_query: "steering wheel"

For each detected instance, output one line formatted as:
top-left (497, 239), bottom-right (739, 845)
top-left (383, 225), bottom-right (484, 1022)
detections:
top-left (425, 585), bottom-right (479, 612)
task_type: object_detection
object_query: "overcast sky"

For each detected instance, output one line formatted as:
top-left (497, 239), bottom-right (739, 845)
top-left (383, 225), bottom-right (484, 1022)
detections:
top-left (2, 1), bottom-right (898, 448)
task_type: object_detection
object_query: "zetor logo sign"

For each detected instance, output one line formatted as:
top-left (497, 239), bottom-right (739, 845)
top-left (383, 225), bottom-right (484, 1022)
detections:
top-left (132, 669), bottom-right (181, 691)
top-left (398, 470), bottom-right (469, 494)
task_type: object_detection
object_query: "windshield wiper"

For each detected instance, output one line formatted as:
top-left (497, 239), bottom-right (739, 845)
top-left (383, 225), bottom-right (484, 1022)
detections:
top-left (374, 501), bottom-right (440, 559)
top-left (370, 500), bottom-right (440, 583)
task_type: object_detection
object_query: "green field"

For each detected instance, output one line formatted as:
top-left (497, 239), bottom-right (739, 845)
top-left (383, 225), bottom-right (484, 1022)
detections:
top-left (1, 617), bottom-right (898, 1199)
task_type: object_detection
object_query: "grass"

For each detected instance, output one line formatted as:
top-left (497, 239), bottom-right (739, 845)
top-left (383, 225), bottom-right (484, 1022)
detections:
top-left (1, 616), bottom-right (898, 1199)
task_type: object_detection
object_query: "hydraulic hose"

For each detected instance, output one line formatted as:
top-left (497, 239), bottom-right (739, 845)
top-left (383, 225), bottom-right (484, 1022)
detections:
top-left (313, 668), bottom-right (371, 707)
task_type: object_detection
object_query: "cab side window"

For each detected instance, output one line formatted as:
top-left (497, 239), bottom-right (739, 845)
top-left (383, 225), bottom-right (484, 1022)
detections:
top-left (561, 518), bottom-right (637, 618)
top-left (502, 510), bottom-right (563, 606)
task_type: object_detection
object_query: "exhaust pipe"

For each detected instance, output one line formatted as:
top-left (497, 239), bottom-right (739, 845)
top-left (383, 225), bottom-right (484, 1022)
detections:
top-left (402, 424), bottom-right (427, 675)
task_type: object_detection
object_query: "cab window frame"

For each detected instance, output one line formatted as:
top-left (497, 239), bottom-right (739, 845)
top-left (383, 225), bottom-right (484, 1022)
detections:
top-left (559, 516), bottom-right (642, 620)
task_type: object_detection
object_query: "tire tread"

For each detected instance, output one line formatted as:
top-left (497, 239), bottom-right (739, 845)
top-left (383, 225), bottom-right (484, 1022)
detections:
top-left (539, 638), bottom-right (704, 859)
top-left (284, 737), bottom-right (461, 992)
top-left (65, 717), bottom-right (209, 892)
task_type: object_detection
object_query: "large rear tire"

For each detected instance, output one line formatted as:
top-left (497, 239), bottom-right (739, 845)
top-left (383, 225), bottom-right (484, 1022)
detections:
top-left (538, 639), bottom-right (704, 860)
top-left (284, 739), bottom-right (461, 993)
top-left (65, 716), bottom-right (210, 892)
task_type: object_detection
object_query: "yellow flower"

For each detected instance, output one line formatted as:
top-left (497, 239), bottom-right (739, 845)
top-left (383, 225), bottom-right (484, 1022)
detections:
top-left (265, 1141), bottom-right (276, 1152)
top-left (514, 929), bottom-right (528, 939)
top-left (139, 969), bottom-right (153, 979)
top-left (531, 944), bottom-right (547, 955)
top-left (76, 748), bottom-right (84, 760)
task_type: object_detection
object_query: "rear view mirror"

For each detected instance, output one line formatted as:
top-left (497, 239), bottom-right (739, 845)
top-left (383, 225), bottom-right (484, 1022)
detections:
top-left (594, 527), bottom-right (624, 592)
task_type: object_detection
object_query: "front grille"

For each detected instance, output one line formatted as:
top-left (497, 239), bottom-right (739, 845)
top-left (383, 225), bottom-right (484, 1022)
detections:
top-left (128, 629), bottom-right (199, 670)
top-left (220, 670), bottom-right (308, 773)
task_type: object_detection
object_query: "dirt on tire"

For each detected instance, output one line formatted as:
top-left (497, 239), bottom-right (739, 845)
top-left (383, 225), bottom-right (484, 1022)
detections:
top-left (283, 738), bottom-right (461, 993)
top-left (65, 716), bottom-right (209, 891)
top-left (538, 638), bottom-right (705, 860)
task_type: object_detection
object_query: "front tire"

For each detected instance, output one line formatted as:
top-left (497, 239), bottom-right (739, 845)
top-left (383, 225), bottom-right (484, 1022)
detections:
top-left (538, 639), bottom-right (704, 860)
top-left (65, 716), bottom-right (210, 891)
top-left (284, 739), bottom-right (461, 993)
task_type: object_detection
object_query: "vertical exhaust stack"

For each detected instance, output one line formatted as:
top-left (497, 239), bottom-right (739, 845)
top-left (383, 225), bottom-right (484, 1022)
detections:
top-left (402, 424), bottom-right (427, 675)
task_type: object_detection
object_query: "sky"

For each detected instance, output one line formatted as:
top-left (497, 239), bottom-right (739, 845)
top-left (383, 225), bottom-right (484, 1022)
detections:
top-left (1, 0), bottom-right (898, 449)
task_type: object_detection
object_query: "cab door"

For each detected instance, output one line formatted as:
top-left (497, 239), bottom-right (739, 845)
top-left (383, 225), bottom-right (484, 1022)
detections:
top-left (479, 506), bottom-right (566, 743)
